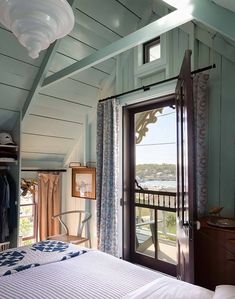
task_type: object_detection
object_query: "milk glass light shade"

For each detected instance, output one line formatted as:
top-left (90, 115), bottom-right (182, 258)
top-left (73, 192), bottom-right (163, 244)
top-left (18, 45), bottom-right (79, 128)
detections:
top-left (0, 0), bottom-right (75, 59)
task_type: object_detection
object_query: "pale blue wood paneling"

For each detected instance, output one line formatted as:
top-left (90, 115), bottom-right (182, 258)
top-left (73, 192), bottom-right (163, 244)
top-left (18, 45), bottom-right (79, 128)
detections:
top-left (118, 0), bottom-right (152, 18)
top-left (198, 42), bottom-right (210, 68)
top-left (141, 71), bottom-right (166, 86)
top-left (58, 36), bottom-right (95, 61)
top-left (172, 29), bottom-right (179, 76)
top-left (207, 52), bottom-right (222, 210)
top-left (49, 52), bottom-right (114, 77)
top-left (21, 134), bottom-right (76, 155)
top-left (30, 99), bottom-right (87, 123)
top-left (41, 76), bottom-right (99, 108)
top-left (178, 29), bottom-right (189, 67)
top-left (0, 28), bottom-right (44, 67)
top-left (71, 22), bottom-right (116, 49)
top-left (70, 68), bottom-right (107, 88)
top-left (198, 41), bottom-right (235, 217)
top-left (0, 85), bottom-right (28, 111)
top-left (35, 93), bottom-right (92, 112)
top-left (0, 109), bottom-right (19, 130)
top-left (74, 9), bottom-right (120, 42)
top-left (22, 115), bottom-right (83, 139)
top-left (220, 57), bottom-right (235, 216)
top-left (76, 0), bottom-right (139, 36)
top-left (171, 28), bottom-right (190, 75)
top-left (0, 54), bottom-right (37, 90)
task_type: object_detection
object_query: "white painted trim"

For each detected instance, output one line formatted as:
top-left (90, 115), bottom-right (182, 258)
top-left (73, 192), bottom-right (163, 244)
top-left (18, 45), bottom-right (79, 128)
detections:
top-left (134, 34), bottom-right (167, 79)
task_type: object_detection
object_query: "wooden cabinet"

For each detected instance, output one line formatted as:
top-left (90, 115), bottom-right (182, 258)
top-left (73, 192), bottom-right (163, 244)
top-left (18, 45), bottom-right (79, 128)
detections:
top-left (195, 219), bottom-right (235, 290)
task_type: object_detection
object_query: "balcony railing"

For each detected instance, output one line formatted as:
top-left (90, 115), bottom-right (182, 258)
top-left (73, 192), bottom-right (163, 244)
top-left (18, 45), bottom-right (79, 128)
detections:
top-left (135, 189), bottom-right (177, 264)
top-left (135, 189), bottom-right (176, 212)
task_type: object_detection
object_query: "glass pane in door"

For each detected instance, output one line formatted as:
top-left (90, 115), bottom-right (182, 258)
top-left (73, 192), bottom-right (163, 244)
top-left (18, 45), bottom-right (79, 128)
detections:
top-left (157, 210), bottom-right (177, 265)
top-left (135, 207), bottom-right (155, 257)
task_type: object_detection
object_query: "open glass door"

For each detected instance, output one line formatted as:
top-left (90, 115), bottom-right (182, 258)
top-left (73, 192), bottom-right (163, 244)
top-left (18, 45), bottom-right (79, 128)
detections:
top-left (123, 96), bottom-right (177, 276)
top-left (123, 50), bottom-right (195, 280)
top-left (175, 49), bottom-right (195, 283)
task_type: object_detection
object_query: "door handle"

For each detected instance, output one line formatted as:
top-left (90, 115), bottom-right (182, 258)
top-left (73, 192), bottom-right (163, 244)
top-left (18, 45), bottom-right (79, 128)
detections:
top-left (183, 220), bottom-right (201, 230)
top-left (183, 221), bottom-right (190, 227)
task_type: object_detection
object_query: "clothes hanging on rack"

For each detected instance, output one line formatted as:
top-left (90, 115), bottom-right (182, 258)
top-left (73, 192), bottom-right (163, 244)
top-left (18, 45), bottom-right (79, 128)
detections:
top-left (0, 172), bottom-right (10, 243)
top-left (0, 171), bottom-right (16, 243)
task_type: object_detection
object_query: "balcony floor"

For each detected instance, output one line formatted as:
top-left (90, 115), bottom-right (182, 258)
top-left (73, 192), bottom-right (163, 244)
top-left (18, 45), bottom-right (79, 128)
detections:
top-left (138, 238), bottom-right (177, 265)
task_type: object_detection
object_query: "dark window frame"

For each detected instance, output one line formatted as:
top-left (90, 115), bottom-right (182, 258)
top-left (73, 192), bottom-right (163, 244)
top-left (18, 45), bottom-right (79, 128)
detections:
top-left (143, 36), bottom-right (160, 64)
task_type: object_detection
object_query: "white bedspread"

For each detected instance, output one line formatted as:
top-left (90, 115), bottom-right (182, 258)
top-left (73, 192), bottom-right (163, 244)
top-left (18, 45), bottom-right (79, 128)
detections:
top-left (123, 276), bottom-right (214, 299)
top-left (0, 250), bottom-right (214, 299)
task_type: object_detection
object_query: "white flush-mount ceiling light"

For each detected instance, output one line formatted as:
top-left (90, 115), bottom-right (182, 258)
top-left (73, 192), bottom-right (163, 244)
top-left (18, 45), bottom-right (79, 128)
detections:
top-left (0, 0), bottom-right (75, 59)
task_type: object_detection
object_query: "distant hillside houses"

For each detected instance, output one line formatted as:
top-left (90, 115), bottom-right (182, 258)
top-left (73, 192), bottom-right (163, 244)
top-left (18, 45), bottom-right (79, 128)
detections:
top-left (136, 164), bottom-right (176, 181)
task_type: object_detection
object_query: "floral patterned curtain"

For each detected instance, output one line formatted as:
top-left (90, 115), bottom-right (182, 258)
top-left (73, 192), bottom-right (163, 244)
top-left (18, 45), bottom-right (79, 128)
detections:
top-left (96, 99), bottom-right (119, 256)
top-left (193, 73), bottom-right (209, 218)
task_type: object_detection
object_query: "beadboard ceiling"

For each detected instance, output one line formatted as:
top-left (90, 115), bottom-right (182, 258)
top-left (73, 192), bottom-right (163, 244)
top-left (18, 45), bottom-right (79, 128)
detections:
top-left (0, 0), bottom-right (153, 167)
top-left (0, 0), bottom-right (234, 168)
top-left (212, 0), bottom-right (235, 13)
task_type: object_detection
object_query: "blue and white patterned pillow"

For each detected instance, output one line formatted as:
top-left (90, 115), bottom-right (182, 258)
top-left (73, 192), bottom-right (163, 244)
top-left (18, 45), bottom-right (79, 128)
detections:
top-left (31, 240), bottom-right (69, 252)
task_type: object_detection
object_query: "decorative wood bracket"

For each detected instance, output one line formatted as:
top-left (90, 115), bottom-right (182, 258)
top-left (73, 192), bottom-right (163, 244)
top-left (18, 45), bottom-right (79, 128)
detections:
top-left (135, 108), bottom-right (163, 144)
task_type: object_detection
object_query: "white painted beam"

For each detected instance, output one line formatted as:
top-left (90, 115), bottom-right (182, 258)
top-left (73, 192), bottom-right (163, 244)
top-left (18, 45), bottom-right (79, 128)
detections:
top-left (42, 9), bottom-right (193, 88)
top-left (162, 0), bottom-right (235, 42)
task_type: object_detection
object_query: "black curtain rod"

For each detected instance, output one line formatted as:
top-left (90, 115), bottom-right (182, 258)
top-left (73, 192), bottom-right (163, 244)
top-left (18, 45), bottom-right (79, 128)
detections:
top-left (21, 169), bottom-right (67, 172)
top-left (99, 64), bottom-right (216, 103)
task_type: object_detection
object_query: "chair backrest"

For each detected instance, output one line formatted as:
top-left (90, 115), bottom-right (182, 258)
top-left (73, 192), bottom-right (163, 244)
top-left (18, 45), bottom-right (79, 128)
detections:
top-left (52, 210), bottom-right (91, 237)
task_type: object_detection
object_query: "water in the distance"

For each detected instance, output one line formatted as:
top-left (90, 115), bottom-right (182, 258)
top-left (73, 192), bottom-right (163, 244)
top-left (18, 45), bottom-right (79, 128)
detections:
top-left (140, 180), bottom-right (176, 192)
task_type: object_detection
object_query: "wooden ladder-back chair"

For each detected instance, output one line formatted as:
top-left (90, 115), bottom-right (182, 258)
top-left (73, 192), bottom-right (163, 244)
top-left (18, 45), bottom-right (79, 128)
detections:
top-left (47, 210), bottom-right (92, 248)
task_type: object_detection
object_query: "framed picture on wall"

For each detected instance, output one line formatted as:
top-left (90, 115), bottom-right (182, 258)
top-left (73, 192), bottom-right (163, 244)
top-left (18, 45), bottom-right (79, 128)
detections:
top-left (72, 167), bottom-right (96, 199)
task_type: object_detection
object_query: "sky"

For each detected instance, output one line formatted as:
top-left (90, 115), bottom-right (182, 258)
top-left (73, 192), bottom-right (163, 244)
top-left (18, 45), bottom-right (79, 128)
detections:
top-left (135, 106), bottom-right (176, 165)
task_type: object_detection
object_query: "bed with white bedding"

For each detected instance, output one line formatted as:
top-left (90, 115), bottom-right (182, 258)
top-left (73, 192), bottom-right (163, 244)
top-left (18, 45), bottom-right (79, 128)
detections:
top-left (0, 240), bottom-right (86, 276)
top-left (0, 242), bottom-right (215, 299)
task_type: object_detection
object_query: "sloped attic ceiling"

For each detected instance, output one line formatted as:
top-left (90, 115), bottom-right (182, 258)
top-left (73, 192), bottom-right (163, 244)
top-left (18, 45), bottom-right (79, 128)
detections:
top-left (0, 0), bottom-right (153, 167)
top-left (212, 0), bottom-right (235, 13)
top-left (1, 0), bottom-right (235, 168)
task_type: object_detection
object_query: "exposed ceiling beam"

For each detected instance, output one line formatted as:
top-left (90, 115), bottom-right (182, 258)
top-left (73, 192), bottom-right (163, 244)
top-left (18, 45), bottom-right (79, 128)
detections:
top-left (42, 9), bottom-right (193, 88)
top-left (22, 43), bottom-right (59, 120)
top-left (162, 0), bottom-right (235, 42)
top-left (22, 0), bottom-right (77, 121)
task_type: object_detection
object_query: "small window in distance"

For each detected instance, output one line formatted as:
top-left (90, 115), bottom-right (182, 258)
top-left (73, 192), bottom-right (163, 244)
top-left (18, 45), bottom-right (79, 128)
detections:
top-left (143, 37), bottom-right (160, 64)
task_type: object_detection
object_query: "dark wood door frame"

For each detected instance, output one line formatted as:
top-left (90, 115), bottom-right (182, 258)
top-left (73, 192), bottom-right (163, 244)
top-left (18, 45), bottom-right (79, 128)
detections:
top-left (122, 94), bottom-right (176, 276)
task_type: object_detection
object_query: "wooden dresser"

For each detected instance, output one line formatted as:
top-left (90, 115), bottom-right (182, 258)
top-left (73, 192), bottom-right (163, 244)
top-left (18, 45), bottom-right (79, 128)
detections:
top-left (195, 218), bottom-right (235, 290)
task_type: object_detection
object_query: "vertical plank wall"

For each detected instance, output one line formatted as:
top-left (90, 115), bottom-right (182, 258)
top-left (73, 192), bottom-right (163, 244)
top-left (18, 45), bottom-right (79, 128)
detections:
top-left (116, 25), bottom-right (235, 217)
top-left (197, 41), bottom-right (235, 216)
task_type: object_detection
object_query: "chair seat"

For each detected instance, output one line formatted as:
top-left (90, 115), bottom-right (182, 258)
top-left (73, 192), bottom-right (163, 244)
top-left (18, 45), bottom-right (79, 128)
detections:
top-left (48, 234), bottom-right (89, 245)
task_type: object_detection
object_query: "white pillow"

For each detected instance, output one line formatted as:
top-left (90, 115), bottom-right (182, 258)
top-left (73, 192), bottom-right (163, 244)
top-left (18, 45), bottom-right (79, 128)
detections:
top-left (213, 285), bottom-right (235, 299)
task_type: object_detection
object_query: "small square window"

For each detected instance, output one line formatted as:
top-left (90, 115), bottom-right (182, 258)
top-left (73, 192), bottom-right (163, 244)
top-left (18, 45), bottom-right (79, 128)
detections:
top-left (143, 37), bottom-right (161, 64)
